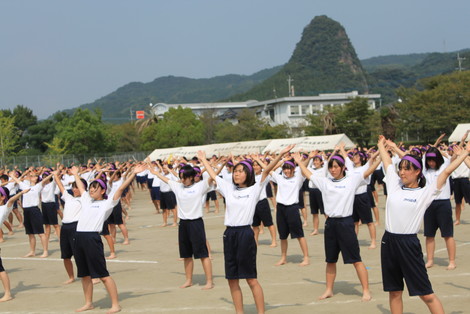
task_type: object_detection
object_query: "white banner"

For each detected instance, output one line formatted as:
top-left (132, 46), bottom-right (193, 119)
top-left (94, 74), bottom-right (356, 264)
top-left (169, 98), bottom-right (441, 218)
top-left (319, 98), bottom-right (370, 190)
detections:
top-left (148, 134), bottom-right (355, 160)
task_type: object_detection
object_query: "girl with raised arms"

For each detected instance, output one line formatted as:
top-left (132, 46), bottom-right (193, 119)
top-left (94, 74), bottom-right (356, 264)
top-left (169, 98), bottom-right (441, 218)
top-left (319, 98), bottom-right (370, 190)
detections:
top-left (377, 136), bottom-right (470, 314)
top-left (198, 145), bottom-right (294, 314)
top-left (73, 162), bottom-right (145, 314)
top-left (147, 160), bottom-right (214, 290)
top-left (293, 147), bottom-right (380, 301)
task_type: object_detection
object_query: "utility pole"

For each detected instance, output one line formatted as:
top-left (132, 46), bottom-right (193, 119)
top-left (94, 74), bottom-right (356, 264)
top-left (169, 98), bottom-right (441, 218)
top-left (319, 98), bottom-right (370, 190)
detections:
top-left (457, 53), bottom-right (466, 72)
top-left (287, 75), bottom-right (294, 97)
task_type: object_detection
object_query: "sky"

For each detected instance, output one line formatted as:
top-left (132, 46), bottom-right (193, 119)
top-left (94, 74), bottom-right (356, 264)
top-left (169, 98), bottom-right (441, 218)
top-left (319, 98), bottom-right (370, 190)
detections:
top-left (1, 0), bottom-right (469, 119)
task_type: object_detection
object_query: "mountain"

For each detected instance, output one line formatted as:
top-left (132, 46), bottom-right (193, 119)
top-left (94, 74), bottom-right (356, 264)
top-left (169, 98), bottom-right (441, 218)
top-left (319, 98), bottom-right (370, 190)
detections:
top-left (365, 49), bottom-right (470, 103)
top-left (227, 15), bottom-right (369, 101)
top-left (63, 66), bottom-right (282, 122)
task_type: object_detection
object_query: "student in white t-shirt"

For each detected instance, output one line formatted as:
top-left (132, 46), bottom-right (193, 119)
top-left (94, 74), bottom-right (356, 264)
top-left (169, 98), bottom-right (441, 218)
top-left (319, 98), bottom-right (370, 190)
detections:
top-left (293, 149), bottom-right (380, 302)
top-left (53, 166), bottom-right (86, 284)
top-left (148, 163), bottom-right (214, 290)
top-left (198, 145), bottom-right (294, 314)
top-left (10, 168), bottom-right (53, 258)
top-left (0, 186), bottom-right (28, 302)
top-left (72, 163), bottom-right (145, 314)
top-left (378, 136), bottom-right (470, 314)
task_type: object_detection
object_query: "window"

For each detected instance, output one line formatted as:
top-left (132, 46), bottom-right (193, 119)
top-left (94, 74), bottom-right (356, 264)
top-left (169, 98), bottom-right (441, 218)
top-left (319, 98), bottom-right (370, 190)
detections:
top-left (289, 105), bottom-right (300, 115)
top-left (301, 105), bottom-right (311, 115)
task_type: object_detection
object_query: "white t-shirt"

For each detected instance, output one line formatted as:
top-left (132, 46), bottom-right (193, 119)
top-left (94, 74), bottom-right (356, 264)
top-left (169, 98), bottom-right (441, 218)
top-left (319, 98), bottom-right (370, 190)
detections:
top-left (19, 182), bottom-right (43, 208)
top-left (5, 181), bottom-right (18, 195)
top-left (270, 170), bottom-right (304, 206)
top-left (254, 173), bottom-right (270, 200)
top-left (0, 203), bottom-right (13, 224)
top-left (307, 164), bottom-right (327, 189)
top-left (346, 160), bottom-right (371, 195)
top-left (452, 162), bottom-right (470, 179)
top-left (384, 164), bottom-right (442, 234)
top-left (215, 176), bottom-right (268, 226)
top-left (168, 180), bottom-right (210, 219)
top-left (160, 173), bottom-right (178, 193)
top-left (423, 158), bottom-right (451, 200)
top-left (61, 192), bottom-right (82, 224)
top-left (309, 174), bottom-right (366, 217)
top-left (61, 174), bottom-right (75, 190)
top-left (76, 192), bottom-right (118, 232)
top-left (41, 181), bottom-right (57, 203)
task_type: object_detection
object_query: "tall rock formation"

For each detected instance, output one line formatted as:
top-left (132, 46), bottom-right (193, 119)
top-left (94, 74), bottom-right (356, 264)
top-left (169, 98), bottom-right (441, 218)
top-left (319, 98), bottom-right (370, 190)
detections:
top-left (229, 15), bottom-right (369, 101)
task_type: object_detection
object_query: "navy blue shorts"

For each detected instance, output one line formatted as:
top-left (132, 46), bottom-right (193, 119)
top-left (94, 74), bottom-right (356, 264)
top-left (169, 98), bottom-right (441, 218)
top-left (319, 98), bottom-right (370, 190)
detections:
top-left (0, 256), bottom-right (4, 272)
top-left (424, 199), bottom-right (453, 237)
top-left (276, 203), bottom-right (304, 240)
top-left (381, 231), bottom-right (433, 296)
top-left (23, 206), bottom-right (45, 235)
top-left (352, 192), bottom-right (373, 224)
top-left (107, 201), bottom-right (123, 225)
top-left (206, 191), bottom-right (217, 201)
top-left (73, 232), bottom-right (109, 279)
top-left (146, 178), bottom-right (153, 189)
top-left (324, 216), bottom-right (361, 264)
top-left (160, 191), bottom-right (177, 210)
top-left (266, 182), bottom-right (273, 198)
top-left (150, 186), bottom-right (161, 201)
top-left (60, 222), bottom-right (77, 259)
top-left (178, 218), bottom-right (208, 259)
top-left (100, 220), bottom-right (110, 236)
top-left (298, 190), bottom-right (305, 208)
top-left (223, 226), bottom-right (257, 279)
top-left (371, 169), bottom-right (385, 186)
top-left (136, 176), bottom-right (146, 184)
top-left (308, 188), bottom-right (324, 215)
top-left (453, 178), bottom-right (470, 205)
top-left (252, 199), bottom-right (274, 227)
top-left (42, 202), bottom-right (59, 225)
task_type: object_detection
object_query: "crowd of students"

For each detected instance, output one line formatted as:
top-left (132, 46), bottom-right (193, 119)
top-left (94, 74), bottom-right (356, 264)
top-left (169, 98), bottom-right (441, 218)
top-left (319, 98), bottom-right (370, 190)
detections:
top-left (0, 133), bottom-right (469, 314)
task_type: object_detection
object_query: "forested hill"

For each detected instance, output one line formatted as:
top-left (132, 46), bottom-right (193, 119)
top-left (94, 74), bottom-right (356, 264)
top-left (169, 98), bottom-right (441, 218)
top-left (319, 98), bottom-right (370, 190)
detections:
top-left (227, 15), bottom-right (369, 101)
top-left (62, 66), bottom-right (282, 122)
top-left (365, 49), bottom-right (470, 103)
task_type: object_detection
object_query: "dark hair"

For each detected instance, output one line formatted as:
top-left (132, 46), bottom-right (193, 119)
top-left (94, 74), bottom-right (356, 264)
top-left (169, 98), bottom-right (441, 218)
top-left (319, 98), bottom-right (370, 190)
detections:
top-left (90, 179), bottom-right (108, 199)
top-left (72, 178), bottom-right (88, 191)
top-left (410, 147), bottom-right (423, 158)
top-left (0, 174), bottom-right (9, 182)
top-left (354, 151), bottom-right (367, 166)
top-left (282, 159), bottom-right (296, 170)
top-left (425, 147), bottom-right (444, 170)
top-left (179, 165), bottom-right (197, 184)
top-left (233, 160), bottom-right (255, 187)
top-left (328, 154), bottom-right (347, 177)
top-left (0, 186), bottom-right (10, 203)
top-left (398, 154), bottom-right (426, 188)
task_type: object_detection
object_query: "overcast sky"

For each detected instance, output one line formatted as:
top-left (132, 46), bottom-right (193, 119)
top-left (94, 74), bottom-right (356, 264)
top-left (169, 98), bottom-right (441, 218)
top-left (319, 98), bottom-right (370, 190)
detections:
top-left (1, 0), bottom-right (469, 119)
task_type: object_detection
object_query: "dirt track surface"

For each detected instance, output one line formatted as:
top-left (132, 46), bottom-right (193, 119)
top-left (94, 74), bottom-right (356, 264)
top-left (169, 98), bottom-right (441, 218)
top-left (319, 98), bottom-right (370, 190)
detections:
top-left (1, 188), bottom-right (469, 313)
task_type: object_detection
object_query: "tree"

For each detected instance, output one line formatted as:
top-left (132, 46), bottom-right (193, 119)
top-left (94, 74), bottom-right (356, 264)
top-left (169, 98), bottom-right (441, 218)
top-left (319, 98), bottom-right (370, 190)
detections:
top-left (110, 123), bottom-right (140, 152)
top-left (140, 107), bottom-right (204, 150)
top-left (52, 109), bottom-right (116, 154)
top-left (395, 71), bottom-right (470, 143)
top-left (332, 97), bottom-right (377, 146)
top-left (0, 113), bottom-right (19, 161)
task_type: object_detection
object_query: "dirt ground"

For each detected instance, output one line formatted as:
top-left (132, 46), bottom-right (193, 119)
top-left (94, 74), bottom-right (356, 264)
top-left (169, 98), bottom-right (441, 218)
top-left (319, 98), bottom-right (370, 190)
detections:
top-left (0, 187), bottom-right (469, 313)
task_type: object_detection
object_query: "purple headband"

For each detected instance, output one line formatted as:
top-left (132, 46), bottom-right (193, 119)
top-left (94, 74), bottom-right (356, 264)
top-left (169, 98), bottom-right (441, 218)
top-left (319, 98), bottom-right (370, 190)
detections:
top-left (239, 161), bottom-right (253, 173)
top-left (0, 187), bottom-right (7, 201)
top-left (283, 160), bottom-right (296, 168)
top-left (401, 155), bottom-right (422, 170)
top-left (425, 153), bottom-right (437, 158)
top-left (227, 161), bottom-right (234, 166)
top-left (313, 155), bottom-right (323, 160)
top-left (412, 147), bottom-right (421, 154)
top-left (331, 155), bottom-right (345, 165)
top-left (93, 179), bottom-right (107, 191)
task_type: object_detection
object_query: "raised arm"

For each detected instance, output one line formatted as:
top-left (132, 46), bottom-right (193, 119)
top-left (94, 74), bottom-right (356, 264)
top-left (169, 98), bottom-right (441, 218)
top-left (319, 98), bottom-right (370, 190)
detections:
top-left (292, 152), bottom-right (312, 180)
top-left (260, 144), bottom-right (295, 182)
top-left (113, 164), bottom-right (144, 201)
top-left (197, 151), bottom-right (218, 181)
top-left (437, 144), bottom-right (470, 189)
top-left (6, 188), bottom-right (30, 207)
top-left (53, 169), bottom-right (66, 194)
top-left (146, 160), bottom-right (170, 184)
top-left (363, 150), bottom-right (381, 179)
top-left (377, 135), bottom-right (393, 173)
top-left (432, 133), bottom-right (446, 147)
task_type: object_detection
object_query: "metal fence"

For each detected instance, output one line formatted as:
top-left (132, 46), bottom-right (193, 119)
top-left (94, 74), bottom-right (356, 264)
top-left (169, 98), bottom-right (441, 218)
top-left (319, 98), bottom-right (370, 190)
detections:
top-left (0, 151), bottom-right (152, 170)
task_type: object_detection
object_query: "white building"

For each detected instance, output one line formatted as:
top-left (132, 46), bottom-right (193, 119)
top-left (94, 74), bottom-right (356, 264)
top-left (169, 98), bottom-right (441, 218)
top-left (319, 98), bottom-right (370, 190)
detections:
top-left (150, 91), bottom-right (381, 127)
